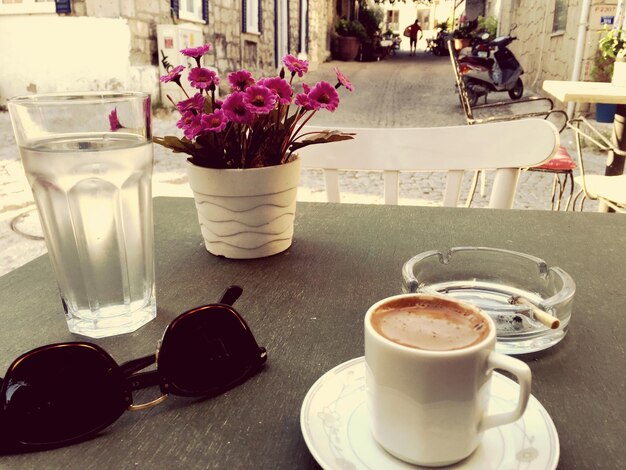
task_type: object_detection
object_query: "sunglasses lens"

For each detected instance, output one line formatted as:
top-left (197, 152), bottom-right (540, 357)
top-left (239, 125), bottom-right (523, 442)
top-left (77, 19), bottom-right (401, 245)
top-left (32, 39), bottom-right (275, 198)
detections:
top-left (159, 306), bottom-right (264, 396)
top-left (2, 344), bottom-right (128, 446)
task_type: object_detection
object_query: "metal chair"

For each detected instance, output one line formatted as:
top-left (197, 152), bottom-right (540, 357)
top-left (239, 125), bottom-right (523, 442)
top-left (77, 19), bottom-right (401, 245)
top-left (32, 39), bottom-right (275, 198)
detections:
top-left (569, 117), bottom-right (626, 212)
top-left (299, 119), bottom-right (559, 209)
top-left (447, 40), bottom-right (574, 209)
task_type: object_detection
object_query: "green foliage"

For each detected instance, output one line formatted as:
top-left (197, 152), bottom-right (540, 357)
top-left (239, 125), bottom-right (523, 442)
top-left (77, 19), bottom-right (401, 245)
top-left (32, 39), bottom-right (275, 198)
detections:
top-left (592, 26), bottom-right (626, 82)
top-left (591, 49), bottom-right (614, 83)
top-left (336, 19), bottom-right (368, 42)
top-left (358, 6), bottom-right (384, 39)
top-left (477, 15), bottom-right (498, 39)
top-left (598, 25), bottom-right (626, 60)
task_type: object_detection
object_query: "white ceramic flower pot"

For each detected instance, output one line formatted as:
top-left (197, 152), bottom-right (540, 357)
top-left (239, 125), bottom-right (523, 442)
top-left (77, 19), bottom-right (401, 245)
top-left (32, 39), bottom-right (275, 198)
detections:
top-left (185, 157), bottom-right (300, 259)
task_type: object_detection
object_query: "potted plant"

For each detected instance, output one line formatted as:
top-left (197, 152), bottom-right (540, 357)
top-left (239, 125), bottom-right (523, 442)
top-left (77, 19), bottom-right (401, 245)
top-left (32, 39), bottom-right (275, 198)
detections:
top-left (476, 15), bottom-right (498, 41)
top-left (358, 6), bottom-right (384, 61)
top-left (592, 27), bottom-right (626, 121)
top-left (452, 17), bottom-right (477, 51)
top-left (597, 26), bottom-right (626, 84)
top-left (154, 45), bottom-right (354, 259)
top-left (335, 19), bottom-right (367, 61)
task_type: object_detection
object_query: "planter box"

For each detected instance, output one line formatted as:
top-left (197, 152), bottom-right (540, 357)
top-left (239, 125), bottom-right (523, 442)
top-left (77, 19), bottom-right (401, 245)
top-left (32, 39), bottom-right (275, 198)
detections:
top-left (337, 36), bottom-right (360, 61)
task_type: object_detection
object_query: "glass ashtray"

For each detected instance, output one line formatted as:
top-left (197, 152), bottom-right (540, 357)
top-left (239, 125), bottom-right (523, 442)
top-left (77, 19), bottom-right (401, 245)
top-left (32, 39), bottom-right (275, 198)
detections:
top-left (402, 247), bottom-right (576, 355)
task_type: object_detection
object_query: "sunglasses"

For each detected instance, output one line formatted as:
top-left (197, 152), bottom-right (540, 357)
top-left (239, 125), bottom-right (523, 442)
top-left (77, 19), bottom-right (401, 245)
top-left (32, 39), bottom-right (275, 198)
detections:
top-left (0, 286), bottom-right (266, 452)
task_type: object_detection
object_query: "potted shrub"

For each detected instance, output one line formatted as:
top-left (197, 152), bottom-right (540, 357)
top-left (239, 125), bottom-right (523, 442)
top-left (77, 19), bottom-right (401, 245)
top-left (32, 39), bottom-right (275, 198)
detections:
top-left (358, 6), bottom-right (384, 61)
top-left (452, 17), bottom-right (477, 51)
top-left (153, 45), bottom-right (355, 258)
top-left (335, 19), bottom-right (367, 61)
top-left (597, 26), bottom-right (626, 84)
top-left (592, 27), bottom-right (626, 121)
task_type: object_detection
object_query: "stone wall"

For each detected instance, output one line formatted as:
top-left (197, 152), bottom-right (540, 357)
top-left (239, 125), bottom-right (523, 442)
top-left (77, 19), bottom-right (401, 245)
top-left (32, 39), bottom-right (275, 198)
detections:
top-left (0, 0), bottom-right (332, 106)
top-left (485, 0), bottom-right (618, 94)
top-left (308, 1), bottom-right (333, 68)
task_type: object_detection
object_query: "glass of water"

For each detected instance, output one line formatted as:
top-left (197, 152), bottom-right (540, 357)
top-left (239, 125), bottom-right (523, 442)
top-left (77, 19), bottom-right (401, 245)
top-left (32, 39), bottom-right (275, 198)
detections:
top-left (8, 92), bottom-right (156, 338)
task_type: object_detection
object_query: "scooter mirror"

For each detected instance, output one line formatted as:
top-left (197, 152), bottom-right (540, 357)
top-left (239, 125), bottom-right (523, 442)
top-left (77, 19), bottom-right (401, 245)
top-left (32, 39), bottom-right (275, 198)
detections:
top-left (480, 32), bottom-right (490, 40)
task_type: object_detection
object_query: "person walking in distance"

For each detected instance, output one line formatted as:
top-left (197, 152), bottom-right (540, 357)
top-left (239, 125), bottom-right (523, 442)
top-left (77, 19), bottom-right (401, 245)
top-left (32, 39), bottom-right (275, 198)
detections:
top-left (404, 19), bottom-right (423, 56)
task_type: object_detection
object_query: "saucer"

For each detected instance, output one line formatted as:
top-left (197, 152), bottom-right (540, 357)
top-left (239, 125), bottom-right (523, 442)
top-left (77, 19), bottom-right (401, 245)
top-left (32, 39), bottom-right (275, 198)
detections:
top-left (300, 357), bottom-right (559, 470)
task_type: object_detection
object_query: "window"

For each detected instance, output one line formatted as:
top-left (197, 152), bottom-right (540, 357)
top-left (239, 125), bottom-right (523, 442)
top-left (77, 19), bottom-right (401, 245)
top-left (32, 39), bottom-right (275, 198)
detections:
top-left (552, 0), bottom-right (568, 33)
top-left (179, 0), bottom-right (203, 23)
top-left (386, 10), bottom-right (399, 32)
top-left (172, 0), bottom-right (208, 24)
top-left (0, 0), bottom-right (55, 15)
top-left (243, 0), bottom-right (261, 34)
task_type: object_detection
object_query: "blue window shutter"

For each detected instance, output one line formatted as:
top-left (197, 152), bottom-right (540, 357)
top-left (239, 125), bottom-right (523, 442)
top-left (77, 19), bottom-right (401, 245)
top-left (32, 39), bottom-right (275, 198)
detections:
top-left (242, 0), bottom-right (247, 32)
top-left (274, 0), bottom-right (278, 67)
top-left (171, 0), bottom-right (179, 18)
top-left (202, 0), bottom-right (209, 23)
top-left (55, 0), bottom-right (71, 13)
top-left (286, 1), bottom-right (290, 52)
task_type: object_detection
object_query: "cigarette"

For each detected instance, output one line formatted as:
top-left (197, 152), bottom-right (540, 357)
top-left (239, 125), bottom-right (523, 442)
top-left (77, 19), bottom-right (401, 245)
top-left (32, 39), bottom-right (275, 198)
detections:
top-left (509, 296), bottom-right (560, 329)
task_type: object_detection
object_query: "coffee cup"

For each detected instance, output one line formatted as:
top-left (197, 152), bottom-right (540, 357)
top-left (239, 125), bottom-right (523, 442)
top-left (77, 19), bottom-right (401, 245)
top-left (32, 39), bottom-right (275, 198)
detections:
top-left (364, 294), bottom-right (531, 467)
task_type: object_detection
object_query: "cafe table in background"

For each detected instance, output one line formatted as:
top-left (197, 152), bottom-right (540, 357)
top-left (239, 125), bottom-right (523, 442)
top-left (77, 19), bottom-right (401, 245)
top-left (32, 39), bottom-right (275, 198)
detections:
top-left (542, 79), bottom-right (626, 177)
top-left (0, 198), bottom-right (623, 469)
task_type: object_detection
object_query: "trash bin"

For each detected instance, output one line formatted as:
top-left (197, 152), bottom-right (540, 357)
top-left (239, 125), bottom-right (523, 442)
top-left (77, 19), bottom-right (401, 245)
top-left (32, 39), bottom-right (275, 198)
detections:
top-left (596, 103), bottom-right (617, 123)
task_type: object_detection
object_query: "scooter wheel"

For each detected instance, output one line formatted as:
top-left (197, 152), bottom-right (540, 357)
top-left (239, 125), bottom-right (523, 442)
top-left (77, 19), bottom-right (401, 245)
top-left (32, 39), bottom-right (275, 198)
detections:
top-left (508, 78), bottom-right (524, 100)
top-left (466, 86), bottom-right (479, 107)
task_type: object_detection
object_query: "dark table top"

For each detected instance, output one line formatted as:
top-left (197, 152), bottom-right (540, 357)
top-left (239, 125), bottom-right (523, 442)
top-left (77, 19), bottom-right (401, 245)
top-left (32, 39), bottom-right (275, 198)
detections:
top-left (0, 198), bottom-right (624, 469)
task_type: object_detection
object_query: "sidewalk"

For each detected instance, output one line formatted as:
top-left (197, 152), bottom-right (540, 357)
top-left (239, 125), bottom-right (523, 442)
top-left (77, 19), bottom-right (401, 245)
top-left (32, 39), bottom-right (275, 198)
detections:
top-left (0, 51), bottom-right (609, 276)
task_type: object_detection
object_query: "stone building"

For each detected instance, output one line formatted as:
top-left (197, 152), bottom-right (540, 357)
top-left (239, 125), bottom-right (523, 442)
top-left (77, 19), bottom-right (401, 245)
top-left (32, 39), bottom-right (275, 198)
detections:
top-left (0, 0), bottom-right (335, 106)
top-left (481, 0), bottom-right (619, 92)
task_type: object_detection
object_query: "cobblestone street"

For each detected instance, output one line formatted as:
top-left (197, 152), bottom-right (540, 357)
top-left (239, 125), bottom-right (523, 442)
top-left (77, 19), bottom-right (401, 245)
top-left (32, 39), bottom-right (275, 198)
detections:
top-left (0, 50), bottom-right (609, 275)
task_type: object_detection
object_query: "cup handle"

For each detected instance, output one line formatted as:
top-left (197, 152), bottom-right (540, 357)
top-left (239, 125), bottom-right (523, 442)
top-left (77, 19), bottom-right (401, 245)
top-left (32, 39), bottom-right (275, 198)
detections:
top-left (479, 352), bottom-right (532, 432)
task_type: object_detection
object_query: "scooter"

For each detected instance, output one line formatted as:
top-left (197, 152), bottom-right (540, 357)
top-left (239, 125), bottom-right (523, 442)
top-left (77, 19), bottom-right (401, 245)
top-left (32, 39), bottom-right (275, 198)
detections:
top-left (426, 25), bottom-right (450, 56)
top-left (457, 34), bottom-right (524, 106)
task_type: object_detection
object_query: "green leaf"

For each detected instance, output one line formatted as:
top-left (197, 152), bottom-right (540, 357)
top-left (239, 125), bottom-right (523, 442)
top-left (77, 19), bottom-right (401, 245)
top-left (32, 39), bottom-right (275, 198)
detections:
top-left (288, 130), bottom-right (355, 152)
top-left (153, 136), bottom-right (197, 154)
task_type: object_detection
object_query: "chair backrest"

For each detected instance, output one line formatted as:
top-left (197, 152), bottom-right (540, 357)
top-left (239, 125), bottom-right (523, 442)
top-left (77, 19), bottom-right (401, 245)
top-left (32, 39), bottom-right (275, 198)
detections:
top-left (299, 119), bottom-right (559, 209)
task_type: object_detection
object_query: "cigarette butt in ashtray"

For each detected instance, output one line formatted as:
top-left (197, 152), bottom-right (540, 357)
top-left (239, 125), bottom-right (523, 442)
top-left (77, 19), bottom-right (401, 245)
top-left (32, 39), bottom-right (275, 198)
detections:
top-left (509, 296), bottom-right (560, 329)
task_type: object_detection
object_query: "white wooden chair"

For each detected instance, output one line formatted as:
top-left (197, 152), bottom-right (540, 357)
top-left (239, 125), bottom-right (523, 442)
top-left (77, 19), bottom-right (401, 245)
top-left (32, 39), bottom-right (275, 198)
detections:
top-left (299, 119), bottom-right (559, 209)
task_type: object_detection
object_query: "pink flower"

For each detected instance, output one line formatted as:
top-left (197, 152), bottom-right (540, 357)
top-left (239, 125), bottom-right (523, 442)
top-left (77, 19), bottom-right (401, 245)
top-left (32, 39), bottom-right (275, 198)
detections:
top-left (258, 77), bottom-right (292, 105)
top-left (283, 54), bottom-right (309, 77)
top-left (108, 108), bottom-right (122, 131)
top-left (243, 85), bottom-right (277, 114)
top-left (188, 67), bottom-right (220, 90)
top-left (180, 43), bottom-right (212, 59)
top-left (294, 92), bottom-right (315, 111)
top-left (214, 98), bottom-right (224, 109)
top-left (228, 70), bottom-right (256, 91)
top-left (176, 93), bottom-right (206, 113)
top-left (308, 81), bottom-right (340, 112)
top-left (222, 92), bottom-right (253, 124)
top-left (160, 65), bottom-right (185, 83)
top-left (201, 110), bottom-right (227, 133)
top-left (176, 111), bottom-right (203, 140)
top-left (334, 67), bottom-right (354, 92)
top-left (302, 83), bottom-right (311, 94)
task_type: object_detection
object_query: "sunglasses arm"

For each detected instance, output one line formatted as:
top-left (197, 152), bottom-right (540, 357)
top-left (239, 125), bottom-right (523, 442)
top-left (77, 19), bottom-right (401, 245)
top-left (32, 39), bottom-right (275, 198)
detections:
top-left (219, 285), bottom-right (243, 306)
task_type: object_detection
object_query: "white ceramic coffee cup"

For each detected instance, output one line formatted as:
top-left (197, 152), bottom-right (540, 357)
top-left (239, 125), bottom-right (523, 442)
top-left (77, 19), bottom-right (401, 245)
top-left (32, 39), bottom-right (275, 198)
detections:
top-left (364, 294), bottom-right (531, 467)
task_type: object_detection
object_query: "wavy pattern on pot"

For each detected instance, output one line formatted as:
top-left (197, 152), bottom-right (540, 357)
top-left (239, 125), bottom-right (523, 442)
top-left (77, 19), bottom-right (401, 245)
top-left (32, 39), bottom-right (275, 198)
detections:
top-left (186, 158), bottom-right (301, 259)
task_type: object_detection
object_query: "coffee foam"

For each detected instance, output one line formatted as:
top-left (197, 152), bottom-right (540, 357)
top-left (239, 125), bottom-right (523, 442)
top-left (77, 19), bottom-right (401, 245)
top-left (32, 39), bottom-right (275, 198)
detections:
top-left (370, 297), bottom-right (489, 351)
